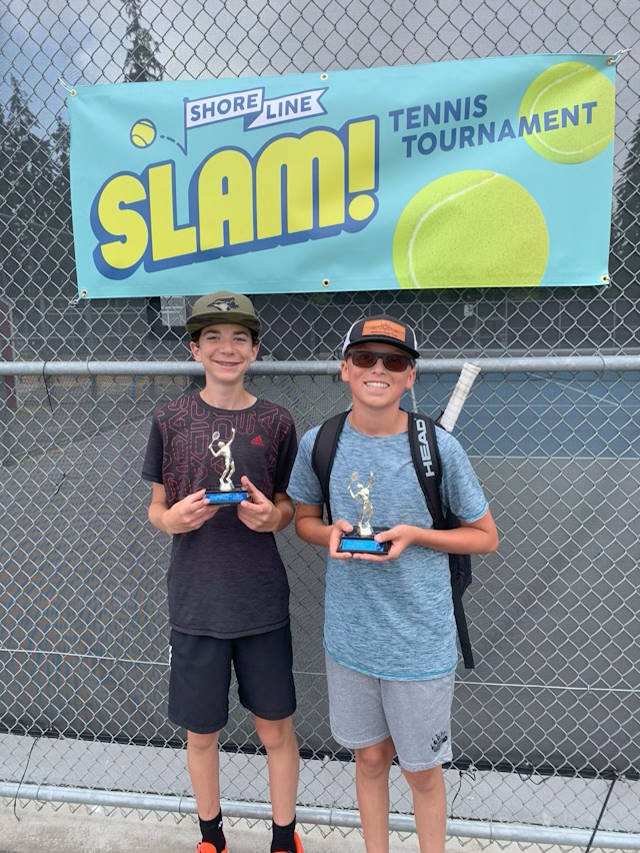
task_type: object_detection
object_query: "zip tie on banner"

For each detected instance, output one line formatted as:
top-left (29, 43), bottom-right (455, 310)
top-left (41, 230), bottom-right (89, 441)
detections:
top-left (68, 290), bottom-right (87, 306)
top-left (58, 77), bottom-right (77, 96)
top-left (606, 48), bottom-right (630, 65)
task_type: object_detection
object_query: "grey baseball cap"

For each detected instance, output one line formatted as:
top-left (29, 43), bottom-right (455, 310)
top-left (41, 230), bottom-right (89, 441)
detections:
top-left (186, 291), bottom-right (260, 335)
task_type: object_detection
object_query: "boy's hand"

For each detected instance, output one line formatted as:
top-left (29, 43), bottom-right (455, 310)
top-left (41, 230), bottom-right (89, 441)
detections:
top-left (328, 519), bottom-right (355, 560)
top-left (237, 476), bottom-right (280, 532)
top-left (164, 489), bottom-right (218, 534)
top-left (353, 524), bottom-right (416, 562)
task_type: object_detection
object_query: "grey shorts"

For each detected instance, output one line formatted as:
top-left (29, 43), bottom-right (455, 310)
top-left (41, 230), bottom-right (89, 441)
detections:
top-left (325, 653), bottom-right (455, 772)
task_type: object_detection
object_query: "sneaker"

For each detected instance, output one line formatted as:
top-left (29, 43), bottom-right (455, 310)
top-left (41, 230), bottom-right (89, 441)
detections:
top-left (272, 830), bottom-right (303, 853)
top-left (196, 843), bottom-right (228, 853)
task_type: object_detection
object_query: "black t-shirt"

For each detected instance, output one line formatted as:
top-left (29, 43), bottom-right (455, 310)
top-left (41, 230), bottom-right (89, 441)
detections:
top-left (142, 393), bottom-right (298, 638)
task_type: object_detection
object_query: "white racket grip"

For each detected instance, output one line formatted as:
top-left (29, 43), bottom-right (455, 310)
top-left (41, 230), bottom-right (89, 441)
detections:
top-left (439, 362), bottom-right (481, 433)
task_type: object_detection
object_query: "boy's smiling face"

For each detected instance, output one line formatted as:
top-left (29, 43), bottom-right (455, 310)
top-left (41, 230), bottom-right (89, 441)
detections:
top-left (190, 322), bottom-right (259, 385)
top-left (340, 340), bottom-right (416, 410)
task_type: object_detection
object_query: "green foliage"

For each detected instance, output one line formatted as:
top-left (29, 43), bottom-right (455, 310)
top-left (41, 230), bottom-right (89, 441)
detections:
top-left (0, 0), bottom-right (165, 303)
top-left (2, 76), bottom-right (52, 225)
top-left (0, 77), bottom-right (70, 300)
top-left (611, 116), bottom-right (640, 278)
top-left (123, 0), bottom-right (164, 83)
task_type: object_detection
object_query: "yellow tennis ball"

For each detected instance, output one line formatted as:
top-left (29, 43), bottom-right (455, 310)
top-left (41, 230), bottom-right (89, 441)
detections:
top-left (519, 61), bottom-right (614, 164)
top-left (392, 170), bottom-right (549, 289)
top-left (130, 118), bottom-right (156, 148)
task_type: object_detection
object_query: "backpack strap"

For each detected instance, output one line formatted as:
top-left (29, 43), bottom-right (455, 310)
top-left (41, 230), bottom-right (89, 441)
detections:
top-left (311, 410), bottom-right (349, 525)
top-left (407, 412), bottom-right (475, 670)
top-left (451, 576), bottom-right (474, 669)
top-left (407, 412), bottom-right (445, 529)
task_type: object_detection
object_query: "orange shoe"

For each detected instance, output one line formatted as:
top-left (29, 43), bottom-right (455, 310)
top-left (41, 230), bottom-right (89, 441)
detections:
top-left (196, 843), bottom-right (228, 853)
top-left (273, 830), bottom-right (303, 853)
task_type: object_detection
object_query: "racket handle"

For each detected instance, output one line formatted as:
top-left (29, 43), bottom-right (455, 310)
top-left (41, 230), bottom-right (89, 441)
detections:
top-left (439, 362), bottom-right (481, 433)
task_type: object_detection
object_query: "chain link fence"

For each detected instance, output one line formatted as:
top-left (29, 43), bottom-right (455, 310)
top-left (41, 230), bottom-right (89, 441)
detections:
top-left (1, 0), bottom-right (640, 847)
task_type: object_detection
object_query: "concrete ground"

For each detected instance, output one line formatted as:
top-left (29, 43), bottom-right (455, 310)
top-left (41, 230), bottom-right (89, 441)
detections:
top-left (0, 800), bottom-right (506, 853)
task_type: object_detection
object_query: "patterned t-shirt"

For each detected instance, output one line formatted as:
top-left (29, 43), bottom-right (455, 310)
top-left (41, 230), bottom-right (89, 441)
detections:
top-left (287, 419), bottom-right (488, 679)
top-left (142, 393), bottom-right (297, 638)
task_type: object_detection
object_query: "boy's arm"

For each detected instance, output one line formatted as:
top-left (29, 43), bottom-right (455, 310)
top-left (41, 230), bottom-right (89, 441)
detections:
top-left (372, 508), bottom-right (498, 562)
top-left (294, 502), bottom-right (354, 560)
top-left (272, 492), bottom-right (295, 531)
top-left (235, 408), bottom-right (298, 533)
top-left (148, 482), bottom-right (218, 535)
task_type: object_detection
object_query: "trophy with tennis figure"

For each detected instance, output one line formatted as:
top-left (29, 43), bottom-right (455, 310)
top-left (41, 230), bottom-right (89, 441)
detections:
top-left (337, 470), bottom-right (390, 555)
top-left (204, 427), bottom-right (249, 505)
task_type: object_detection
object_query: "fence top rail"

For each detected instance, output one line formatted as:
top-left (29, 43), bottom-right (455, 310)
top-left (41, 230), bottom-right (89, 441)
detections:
top-left (1, 355), bottom-right (640, 377)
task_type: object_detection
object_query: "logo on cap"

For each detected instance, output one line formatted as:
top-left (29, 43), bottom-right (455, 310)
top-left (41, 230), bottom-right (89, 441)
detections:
top-left (362, 319), bottom-right (407, 343)
top-left (208, 296), bottom-right (239, 312)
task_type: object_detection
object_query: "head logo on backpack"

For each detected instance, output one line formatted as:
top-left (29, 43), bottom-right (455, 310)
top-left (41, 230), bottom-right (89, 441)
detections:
top-left (311, 409), bottom-right (475, 669)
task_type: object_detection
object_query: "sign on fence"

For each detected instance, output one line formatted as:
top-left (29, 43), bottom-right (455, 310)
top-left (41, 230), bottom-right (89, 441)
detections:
top-left (69, 54), bottom-right (615, 299)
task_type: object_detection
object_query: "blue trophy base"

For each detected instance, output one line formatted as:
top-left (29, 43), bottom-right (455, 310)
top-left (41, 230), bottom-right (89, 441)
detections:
top-left (337, 529), bottom-right (390, 555)
top-left (204, 486), bottom-right (248, 506)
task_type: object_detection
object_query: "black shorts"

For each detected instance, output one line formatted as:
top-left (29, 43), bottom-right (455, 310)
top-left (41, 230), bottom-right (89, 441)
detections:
top-left (168, 623), bottom-right (297, 734)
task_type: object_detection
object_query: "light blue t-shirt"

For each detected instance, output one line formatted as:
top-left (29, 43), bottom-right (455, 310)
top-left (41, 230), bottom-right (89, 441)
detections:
top-left (287, 418), bottom-right (488, 680)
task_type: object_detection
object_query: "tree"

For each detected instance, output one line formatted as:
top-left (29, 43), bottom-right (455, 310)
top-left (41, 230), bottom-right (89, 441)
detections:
top-left (123, 0), bottom-right (164, 83)
top-left (0, 103), bottom-right (9, 220)
top-left (0, 78), bottom-right (56, 307)
top-left (122, 0), bottom-right (166, 342)
top-left (3, 76), bottom-right (52, 226)
top-left (50, 116), bottom-right (71, 231)
top-left (611, 117), bottom-right (640, 286)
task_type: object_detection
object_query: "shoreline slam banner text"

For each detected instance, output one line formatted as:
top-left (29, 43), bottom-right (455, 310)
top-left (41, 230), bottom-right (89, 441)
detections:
top-left (69, 54), bottom-right (615, 298)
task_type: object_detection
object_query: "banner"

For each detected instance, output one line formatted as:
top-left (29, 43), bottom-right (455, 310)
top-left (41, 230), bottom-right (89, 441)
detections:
top-left (68, 54), bottom-right (616, 298)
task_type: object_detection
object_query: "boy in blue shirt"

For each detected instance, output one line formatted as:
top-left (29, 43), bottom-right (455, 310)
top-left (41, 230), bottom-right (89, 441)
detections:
top-left (287, 314), bottom-right (498, 853)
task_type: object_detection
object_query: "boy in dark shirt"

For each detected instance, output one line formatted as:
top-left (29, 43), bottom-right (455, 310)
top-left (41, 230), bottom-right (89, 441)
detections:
top-left (142, 291), bottom-right (303, 853)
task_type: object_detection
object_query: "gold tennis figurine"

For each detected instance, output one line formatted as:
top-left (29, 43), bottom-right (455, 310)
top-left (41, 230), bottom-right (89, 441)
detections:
top-left (205, 426), bottom-right (248, 505)
top-left (337, 469), bottom-right (388, 555)
top-left (348, 471), bottom-right (374, 536)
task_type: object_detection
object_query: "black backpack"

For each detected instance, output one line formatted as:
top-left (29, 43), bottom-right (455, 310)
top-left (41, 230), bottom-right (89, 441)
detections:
top-left (311, 410), bottom-right (475, 669)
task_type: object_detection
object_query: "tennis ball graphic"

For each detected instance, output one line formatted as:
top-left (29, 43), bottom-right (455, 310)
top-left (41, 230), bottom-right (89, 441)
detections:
top-left (519, 61), bottom-right (614, 164)
top-left (130, 118), bottom-right (156, 148)
top-left (392, 170), bottom-right (549, 289)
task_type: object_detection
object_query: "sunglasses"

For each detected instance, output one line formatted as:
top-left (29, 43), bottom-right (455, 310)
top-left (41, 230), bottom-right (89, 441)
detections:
top-left (347, 349), bottom-right (415, 372)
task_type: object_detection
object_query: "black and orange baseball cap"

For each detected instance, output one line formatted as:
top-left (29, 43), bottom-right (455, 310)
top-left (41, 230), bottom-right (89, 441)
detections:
top-left (341, 314), bottom-right (420, 359)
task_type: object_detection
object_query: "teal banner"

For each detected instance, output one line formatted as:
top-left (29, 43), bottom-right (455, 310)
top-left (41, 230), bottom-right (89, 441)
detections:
top-left (68, 53), bottom-right (615, 298)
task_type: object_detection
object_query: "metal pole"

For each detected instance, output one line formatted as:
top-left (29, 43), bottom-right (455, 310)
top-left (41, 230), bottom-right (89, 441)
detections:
top-left (1, 354), bottom-right (640, 377)
top-left (1, 783), bottom-right (638, 848)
